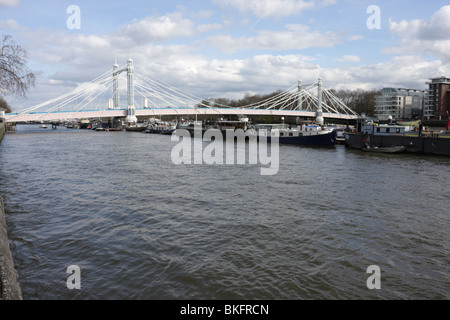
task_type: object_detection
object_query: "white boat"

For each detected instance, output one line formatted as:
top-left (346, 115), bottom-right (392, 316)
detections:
top-left (145, 121), bottom-right (177, 134)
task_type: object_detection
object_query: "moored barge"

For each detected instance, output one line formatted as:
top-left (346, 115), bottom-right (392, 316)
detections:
top-left (345, 120), bottom-right (450, 156)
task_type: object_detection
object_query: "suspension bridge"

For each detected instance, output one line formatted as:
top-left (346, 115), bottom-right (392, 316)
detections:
top-left (4, 59), bottom-right (360, 124)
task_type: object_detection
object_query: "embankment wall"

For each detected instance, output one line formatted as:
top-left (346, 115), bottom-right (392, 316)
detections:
top-left (0, 121), bottom-right (5, 143)
top-left (0, 196), bottom-right (22, 300)
top-left (0, 124), bottom-right (23, 299)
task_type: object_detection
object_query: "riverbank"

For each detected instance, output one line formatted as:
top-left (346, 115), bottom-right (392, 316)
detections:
top-left (0, 122), bottom-right (22, 299)
top-left (0, 196), bottom-right (22, 300)
top-left (0, 122), bottom-right (5, 143)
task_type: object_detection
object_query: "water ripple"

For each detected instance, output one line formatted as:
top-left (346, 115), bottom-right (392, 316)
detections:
top-left (0, 125), bottom-right (449, 299)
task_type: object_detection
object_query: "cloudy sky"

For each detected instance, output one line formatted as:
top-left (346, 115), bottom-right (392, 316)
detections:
top-left (1, 0), bottom-right (450, 110)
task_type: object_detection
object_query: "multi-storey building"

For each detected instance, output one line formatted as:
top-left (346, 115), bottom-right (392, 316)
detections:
top-left (424, 77), bottom-right (450, 120)
top-left (374, 88), bottom-right (424, 121)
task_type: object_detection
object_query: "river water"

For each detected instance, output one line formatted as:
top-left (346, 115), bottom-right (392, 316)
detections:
top-left (0, 124), bottom-right (448, 300)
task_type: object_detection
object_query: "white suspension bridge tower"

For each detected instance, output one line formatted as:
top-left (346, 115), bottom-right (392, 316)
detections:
top-left (113, 58), bottom-right (137, 124)
top-left (4, 60), bottom-right (360, 124)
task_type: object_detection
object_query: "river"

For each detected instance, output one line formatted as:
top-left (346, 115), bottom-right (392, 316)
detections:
top-left (0, 124), bottom-right (448, 300)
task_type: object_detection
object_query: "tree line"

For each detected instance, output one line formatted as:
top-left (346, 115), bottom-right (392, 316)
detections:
top-left (328, 89), bottom-right (380, 116)
top-left (198, 88), bottom-right (380, 117)
top-left (197, 90), bottom-right (285, 110)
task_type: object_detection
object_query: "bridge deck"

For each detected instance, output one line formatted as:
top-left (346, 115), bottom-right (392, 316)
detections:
top-left (5, 108), bottom-right (360, 123)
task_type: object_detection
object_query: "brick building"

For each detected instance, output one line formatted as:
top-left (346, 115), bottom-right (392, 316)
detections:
top-left (424, 77), bottom-right (450, 119)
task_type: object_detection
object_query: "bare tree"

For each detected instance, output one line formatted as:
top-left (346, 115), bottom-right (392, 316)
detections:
top-left (330, 88), bottom-right (381, 116)
top-left (0, 96), bottom-right (11, 113)
top-left (0, 34), bottom-right (35, 103)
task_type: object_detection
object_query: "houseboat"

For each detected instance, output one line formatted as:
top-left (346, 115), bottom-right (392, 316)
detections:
top-left (345, 119), bottom-right (450, 156)
top-left (254, 123), bottom-right (337, 146)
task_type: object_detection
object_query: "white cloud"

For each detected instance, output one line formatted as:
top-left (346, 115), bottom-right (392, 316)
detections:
top-left (387, 5), bottom-right (450, 63)
top-left (0, 18), bottom-right (24, 30)
top-left (114, 11), bottom-right (224, 45)
top-left (117, 12), bottom-right (196, 44)
top-left (213, 0), bottom-right (335, 18)
top-left (139, 53), bottom-right (321, 99)
top-left (390, 5), bottom-right (450, 41)
top-left (207, 24), bottom-right (344, 53)
top-left (335, 55), bottom-right (360, 63)
top-left (189, 10), bottom-right (215, 19)
top-left (347, 35), bottom-right (364, 42)
top-left (321, 56), bottom-right (449, 91)
top-left (0, 0), bottom-right (19, 6)
top-left (196, 23), bottom-right (223, 33)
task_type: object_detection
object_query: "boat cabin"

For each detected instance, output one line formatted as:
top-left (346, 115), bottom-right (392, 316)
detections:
top-left (362, 124), bottom-right (406, 135)
top-left (254, 124), bottom-right (289, 131)
top-left (217, 117), bottom-right (250, 131)
top-left (254, 123), bottom-right (332, 137)
top-left (254, 124), bottom-right (294, 137)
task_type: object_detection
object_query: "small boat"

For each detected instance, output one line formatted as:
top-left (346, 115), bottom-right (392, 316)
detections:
top-left (39, 124), bottom-right (48, 129)
top-left (362, 146), bottom-right (406, 154)
top-left (327, 125), bottom-right (353, 145)
top-left (145, 121), bottom-right (176, 134)
top-left (79, 119), bottom-right (91, 129)
top-left (125, 124), bottom-right (146, 132)
top-left (92, 120), bottom-right (123, 131)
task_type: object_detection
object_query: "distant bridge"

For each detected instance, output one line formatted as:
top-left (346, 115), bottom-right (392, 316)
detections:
top-left (5, 60), bottom-right (360, 124)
